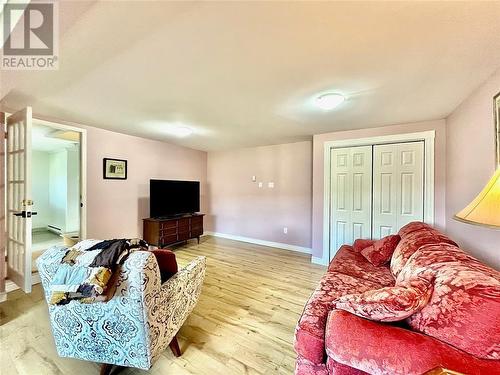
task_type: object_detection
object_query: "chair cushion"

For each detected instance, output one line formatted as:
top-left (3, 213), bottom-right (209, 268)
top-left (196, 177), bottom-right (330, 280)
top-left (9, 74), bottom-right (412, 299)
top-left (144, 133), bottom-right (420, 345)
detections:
top-left (151, 249), bottom-right (178, 283)
top-left (334, 277), bottom-right (433, 322)
top-left (360, 235), bottom-right (401, 266)
top-left (328, 245), bottom-right (395, 287)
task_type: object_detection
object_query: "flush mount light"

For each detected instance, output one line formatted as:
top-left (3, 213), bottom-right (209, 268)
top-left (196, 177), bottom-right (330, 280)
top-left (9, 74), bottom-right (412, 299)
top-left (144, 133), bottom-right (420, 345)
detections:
top-left (170, 126), bottom-right (193, 138)
top-left (315, 93), bottom-right (345, 110)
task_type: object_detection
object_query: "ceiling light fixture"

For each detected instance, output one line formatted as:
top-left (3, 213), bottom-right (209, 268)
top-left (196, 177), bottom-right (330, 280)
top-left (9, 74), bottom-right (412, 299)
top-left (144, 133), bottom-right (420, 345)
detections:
top-left (315, 93), bottom-right (345, 110)
top-left (170, 126), bottom-right (193, 138)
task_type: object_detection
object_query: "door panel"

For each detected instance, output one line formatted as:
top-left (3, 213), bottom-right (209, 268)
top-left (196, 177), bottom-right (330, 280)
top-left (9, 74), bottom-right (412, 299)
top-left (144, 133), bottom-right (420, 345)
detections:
top-left (6, 107), bottom-right (32, 292)
top-left (397, 142), bottom-right (424, 228)
top-left (1, 113), bottom-right (5, 298)
top-left (372, 142), bottom-right (424, 239)
top-left (330, 146), bottom-right (372, 259)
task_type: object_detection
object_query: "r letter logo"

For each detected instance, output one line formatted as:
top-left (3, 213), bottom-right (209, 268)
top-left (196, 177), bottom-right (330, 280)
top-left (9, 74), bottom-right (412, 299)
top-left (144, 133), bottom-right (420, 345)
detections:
top-left (1, 1), bottom-right (59, 70)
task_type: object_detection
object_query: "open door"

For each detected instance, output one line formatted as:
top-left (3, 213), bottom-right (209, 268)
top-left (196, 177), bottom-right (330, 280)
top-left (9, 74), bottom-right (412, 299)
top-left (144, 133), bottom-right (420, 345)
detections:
top-left (5, 107), bottom-right (33, 292)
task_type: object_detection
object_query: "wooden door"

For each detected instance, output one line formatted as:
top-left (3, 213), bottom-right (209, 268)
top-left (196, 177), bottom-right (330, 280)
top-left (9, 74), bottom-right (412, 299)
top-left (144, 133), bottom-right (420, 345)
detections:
top-left (5, 107), bottom-right (33, 292)
top-left (372, 142), bottom-right (424, 239)
top-left (330, 146), bottom-right (372, 259)
top-left (0, 112), bottom-right (6, 300)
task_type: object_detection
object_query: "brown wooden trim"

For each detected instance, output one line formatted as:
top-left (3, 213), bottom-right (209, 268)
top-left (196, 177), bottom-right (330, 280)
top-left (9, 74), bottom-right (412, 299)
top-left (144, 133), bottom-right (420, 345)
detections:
top-left (0, 112), bottom-right (5, 295)
top-left (169, 335), bottom-right (182, 357)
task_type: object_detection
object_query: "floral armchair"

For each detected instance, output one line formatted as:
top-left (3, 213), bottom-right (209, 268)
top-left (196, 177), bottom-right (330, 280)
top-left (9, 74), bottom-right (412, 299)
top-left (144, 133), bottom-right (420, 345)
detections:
top-left (37, 245), bottom-right (206, 372)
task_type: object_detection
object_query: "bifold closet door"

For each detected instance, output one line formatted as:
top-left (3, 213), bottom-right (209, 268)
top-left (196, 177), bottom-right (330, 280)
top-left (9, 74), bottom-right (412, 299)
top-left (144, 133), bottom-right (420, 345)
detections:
top-left (372, 142), bottom-right (424, 239)
top-left (330, 146), bottom-right (372, 259)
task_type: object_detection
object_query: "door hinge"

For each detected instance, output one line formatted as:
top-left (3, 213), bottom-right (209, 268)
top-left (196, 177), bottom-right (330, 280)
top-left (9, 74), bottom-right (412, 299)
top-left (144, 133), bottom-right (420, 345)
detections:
top-left (3, 131), bottom-right (7, 139)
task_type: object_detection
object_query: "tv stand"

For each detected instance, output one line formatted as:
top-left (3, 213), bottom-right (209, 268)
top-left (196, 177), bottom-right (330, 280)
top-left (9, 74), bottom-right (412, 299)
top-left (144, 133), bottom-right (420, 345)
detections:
top-left (143, 213), bottom-right (204, 247)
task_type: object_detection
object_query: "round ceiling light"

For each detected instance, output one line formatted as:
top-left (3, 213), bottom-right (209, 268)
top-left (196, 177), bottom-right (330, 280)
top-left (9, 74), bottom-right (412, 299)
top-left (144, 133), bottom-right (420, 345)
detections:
top-left (172, 126), bottom-right (193, 138)
top-left (315, 93), bottom-right (345, 110)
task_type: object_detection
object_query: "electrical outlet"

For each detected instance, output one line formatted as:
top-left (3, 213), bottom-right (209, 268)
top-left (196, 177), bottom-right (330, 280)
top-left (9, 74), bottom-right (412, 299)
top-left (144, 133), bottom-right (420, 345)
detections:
top-left (258, 182), bottom-right (263, 188)
top-left (268, 182), bottom-right (275, 188)
top-left (283, 227), bottom-right (288, 234)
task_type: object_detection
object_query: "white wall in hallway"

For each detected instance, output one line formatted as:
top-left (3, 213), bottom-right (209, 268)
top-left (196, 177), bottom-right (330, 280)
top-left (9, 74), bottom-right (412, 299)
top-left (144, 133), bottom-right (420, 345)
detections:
top-left (32, 151), bottom-right (51, 229)
top-left (48, 150), bottom-right (68, 231)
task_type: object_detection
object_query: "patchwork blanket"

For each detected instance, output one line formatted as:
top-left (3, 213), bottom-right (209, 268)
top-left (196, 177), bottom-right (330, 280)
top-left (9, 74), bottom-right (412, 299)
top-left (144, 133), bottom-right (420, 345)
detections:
top-left (50, 238), bottom-right (148, 305)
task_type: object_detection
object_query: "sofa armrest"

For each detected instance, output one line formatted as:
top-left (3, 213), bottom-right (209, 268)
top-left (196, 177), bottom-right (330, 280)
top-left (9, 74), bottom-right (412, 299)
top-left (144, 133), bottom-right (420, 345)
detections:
top-left (325, 310), bottom-right (498, 375)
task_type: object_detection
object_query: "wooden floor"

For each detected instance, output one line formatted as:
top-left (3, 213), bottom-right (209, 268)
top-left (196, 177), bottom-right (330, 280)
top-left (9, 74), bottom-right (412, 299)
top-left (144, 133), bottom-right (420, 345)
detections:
top-left (0, 236), bottom-right (325, 375)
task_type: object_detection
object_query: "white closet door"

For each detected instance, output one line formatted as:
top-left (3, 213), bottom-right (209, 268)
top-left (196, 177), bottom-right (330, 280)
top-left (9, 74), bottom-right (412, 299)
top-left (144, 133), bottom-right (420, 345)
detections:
top-left (372, 142), bottom-right (424, 239)
top-left (330, 146), bottom-right (372, 259)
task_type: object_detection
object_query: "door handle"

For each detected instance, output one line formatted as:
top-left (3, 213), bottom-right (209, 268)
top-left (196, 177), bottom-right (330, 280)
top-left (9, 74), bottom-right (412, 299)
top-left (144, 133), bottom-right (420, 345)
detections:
top-left (12, 211), bottom-right (37, 218)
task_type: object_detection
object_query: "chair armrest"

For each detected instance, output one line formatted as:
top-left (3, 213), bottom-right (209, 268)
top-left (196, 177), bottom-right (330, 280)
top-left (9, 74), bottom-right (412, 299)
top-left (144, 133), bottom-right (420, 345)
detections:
top-left (325, 310), bottom-right (498, 375)
top-left (36, 245), bottom-right (70, 303)
top-left (147, 256), bottom-right (206, 360)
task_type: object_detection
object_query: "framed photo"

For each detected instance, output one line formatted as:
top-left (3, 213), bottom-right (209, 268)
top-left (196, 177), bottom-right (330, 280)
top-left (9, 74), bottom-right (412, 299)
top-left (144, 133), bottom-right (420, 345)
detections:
top-left (495, 91), bottom-right (500, 166)
top-left (103, 158), bottom-right (127, 180)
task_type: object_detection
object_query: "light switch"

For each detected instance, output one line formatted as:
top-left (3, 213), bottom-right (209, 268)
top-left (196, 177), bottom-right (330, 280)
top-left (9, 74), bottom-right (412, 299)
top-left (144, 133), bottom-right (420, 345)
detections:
top-left (268, 182), bottom-right (275, 188)
top-left (252, 175), bottom-right (257, 182)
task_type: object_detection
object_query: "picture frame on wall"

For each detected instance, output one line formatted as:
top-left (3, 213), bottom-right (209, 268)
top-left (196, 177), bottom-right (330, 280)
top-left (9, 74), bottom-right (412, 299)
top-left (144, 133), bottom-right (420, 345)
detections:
top-left (495, 91), bottom-right (500, 166)
top-left (103, 158), bottom-right (127, 180)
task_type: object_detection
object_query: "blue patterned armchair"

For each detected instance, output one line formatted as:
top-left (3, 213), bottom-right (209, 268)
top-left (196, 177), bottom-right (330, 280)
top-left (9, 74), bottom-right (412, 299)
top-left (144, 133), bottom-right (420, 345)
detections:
top-left (37, 245), bottom-right (206, 372)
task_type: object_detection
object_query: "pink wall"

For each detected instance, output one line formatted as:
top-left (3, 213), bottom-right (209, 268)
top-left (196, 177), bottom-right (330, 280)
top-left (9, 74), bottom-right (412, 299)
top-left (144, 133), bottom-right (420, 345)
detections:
top-left (446, 68), bottom-right (500, 268)
top-left (85, 126), bottom-right (207, 239)
top-left (312, 120), bottom-right (447, 258)
top-left (207, 141), bottom-right (312, 249)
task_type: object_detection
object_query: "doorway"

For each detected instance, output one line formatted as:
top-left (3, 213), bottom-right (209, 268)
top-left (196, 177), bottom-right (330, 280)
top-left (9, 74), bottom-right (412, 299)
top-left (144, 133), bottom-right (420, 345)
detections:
top-left (31, 122), bottom-right (82, 271)
top-left (2, 108), bottom-right (86, 293)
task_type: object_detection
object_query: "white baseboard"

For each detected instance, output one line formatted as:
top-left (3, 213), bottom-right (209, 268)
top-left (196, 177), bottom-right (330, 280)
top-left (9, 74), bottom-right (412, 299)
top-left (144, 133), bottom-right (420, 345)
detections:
top-left (205, 231), bottom-right (312, 255)
top-left (311, 256), bottom-right (329, 266)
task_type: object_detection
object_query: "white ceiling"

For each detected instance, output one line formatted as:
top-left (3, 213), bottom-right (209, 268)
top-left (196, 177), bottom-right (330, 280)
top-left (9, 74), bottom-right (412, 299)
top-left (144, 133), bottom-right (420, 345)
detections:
top-left (2, 1), bottom-right (500, 151)
top-left (32, 123), bottom-right (79, 152)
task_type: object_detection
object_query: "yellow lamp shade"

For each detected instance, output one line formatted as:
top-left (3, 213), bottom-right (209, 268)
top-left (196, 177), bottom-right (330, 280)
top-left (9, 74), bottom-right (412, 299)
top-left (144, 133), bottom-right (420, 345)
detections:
top-left (454, 168), bottom-right (500, 228)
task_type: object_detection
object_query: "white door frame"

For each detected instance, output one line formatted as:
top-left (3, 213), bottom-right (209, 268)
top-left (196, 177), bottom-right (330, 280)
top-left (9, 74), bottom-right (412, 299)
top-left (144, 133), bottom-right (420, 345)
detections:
top-left (316, 130), bottom-right (435, 266)
top-left (30, 117), bottom-right (88, 239)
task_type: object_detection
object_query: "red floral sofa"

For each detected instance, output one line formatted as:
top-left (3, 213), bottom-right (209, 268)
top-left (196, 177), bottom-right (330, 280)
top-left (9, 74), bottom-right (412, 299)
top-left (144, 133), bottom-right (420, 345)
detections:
top-left (294, 222), bottom-right (500, 375)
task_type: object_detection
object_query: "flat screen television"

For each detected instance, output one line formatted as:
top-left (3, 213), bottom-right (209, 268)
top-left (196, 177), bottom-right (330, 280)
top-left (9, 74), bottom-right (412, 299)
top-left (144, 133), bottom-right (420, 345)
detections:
top-left (150, 179), bottom-right (200, 218)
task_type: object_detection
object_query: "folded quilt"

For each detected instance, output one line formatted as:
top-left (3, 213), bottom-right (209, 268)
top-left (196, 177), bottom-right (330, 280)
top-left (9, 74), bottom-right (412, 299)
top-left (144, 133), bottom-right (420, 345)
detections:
top-left (50, 238), bottom-right (148, 305)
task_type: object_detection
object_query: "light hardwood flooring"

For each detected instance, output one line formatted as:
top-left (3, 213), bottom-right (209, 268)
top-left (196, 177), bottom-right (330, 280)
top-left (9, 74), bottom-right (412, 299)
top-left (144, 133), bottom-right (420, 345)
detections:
top-left (0, 236), bottom-right (326, 375)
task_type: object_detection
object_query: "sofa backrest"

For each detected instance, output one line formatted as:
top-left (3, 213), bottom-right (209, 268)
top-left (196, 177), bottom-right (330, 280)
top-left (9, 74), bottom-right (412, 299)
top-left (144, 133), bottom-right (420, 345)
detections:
top-left (390, 222), bottom-right (458, 277)
top-left (393, 222), bottom-right (500, 360)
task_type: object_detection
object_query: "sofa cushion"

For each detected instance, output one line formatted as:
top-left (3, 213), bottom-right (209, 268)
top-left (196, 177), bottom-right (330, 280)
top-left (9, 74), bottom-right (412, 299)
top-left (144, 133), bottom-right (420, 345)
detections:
top-left (334, 277), bottom-right (433, 322)
top-left (294, 271), bottom-right (383, 364)
top-left (400, 244), bottom-right (500, 360)
top-left (325, 310), bottom-right (500, 375)
top-left (360, 235), bottom-right (401, 266)
top-left (326, 357), bottom-right (368, 375)
top-left (390, 227), bottom-right (458, 277)
top-left (328, 245), bottom-right (395, 287)
top-left (352, 239), bottom-right (375, 253)
top-left (397, 221), bottom-right (433, 237)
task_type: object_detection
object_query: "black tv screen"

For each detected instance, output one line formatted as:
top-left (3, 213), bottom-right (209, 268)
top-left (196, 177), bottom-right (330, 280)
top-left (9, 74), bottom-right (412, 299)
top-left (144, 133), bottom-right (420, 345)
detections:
top-left (150, 179), bottom-right (200, 218)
